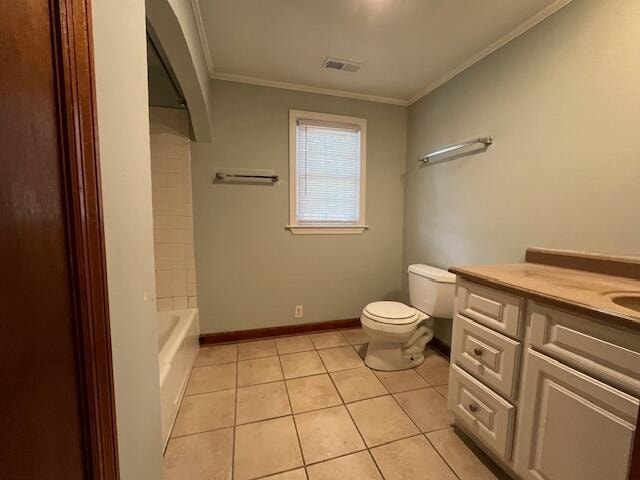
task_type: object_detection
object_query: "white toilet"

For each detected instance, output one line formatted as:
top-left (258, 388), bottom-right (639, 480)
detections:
top-left (360, 264), bottom-right (456, 371)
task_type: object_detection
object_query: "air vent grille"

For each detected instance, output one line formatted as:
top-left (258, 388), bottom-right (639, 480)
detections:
top-left (323, 57), bottom-right (361, 73)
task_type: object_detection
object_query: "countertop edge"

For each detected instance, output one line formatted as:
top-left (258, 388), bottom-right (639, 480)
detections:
top-left (449, 266), bottom-right (640, 333)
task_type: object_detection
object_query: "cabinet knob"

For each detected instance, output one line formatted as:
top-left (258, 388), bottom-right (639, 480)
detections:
top-left (468, 404), bottom-right (478, 413)
top-left (473, 348), bottom-right (483, 356)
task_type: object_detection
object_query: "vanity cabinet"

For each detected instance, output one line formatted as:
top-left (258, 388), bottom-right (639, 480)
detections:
top-left (449, 279), bottom-right (640, 480)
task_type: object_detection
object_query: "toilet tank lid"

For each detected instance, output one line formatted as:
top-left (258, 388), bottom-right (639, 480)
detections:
top-left (408, 264), bottom-right (456, 283)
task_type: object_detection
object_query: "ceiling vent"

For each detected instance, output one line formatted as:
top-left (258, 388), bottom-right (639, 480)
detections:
top-left (322, 57), bottom-right (362, 73)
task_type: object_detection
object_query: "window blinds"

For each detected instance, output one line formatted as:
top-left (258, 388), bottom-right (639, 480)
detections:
top-left (296, 119), bottom-right (361, 224)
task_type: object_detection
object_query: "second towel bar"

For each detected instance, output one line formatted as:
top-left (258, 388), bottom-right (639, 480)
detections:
top-left (419, 137), bottom-right (492, 163)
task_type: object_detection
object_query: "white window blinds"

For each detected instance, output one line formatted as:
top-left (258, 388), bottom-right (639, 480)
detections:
top-left (295, 119), bottom-right (362, 224)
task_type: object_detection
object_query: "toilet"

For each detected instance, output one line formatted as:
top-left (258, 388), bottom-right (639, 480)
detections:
top-left (360, 264), bottom-right (455, 371)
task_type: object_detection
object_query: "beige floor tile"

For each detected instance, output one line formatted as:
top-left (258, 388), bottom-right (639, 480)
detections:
top-left (318, 346), bottom-right (364, 372)
top-left (234, 416), bottom-right (303, 480)
top-left (394, 387), bottom-right (452, 432)
top-left (280, 350), bottom-right (326, 379)
top-left (330, 367), bottom-right (387, 403)
top-left (276, 335), bottom-right (315, 354)
top-left (164, 428), bottom-right (233, 480)
top-left (414, 350), bottom-right (450, 386)
top-left (371, 435), bottom-right (457, 480)
top-left (436, 384), bottom-right (448, 400)
top-left (237, 356), bottom-right (283, 387)
top-left (295, 405), bottom-right (365, 464)
top-left (310, 331), bottom-right (349, 349)
top-left (238, 339), bottom-right (278, 360)
top-left (374, 368), bottom-right (430, 393)
top-left (185, 363), bottom-right (236, 395)
top-left (342, 328), bottom-right (369, 346)
top-left (264, 469), bottom-right (308, 480)
top-left (427, 428), bottom-right (499, 480)
top-left (346, 395), bottom-right (419, 447)
top-left (286, 374), bottom-right (342, 413)
top-left (171, 389), bottom-right (235, 437)
top-left (236, 381), bottom-right (291, 424)
top-left (194, 344), bottom-right (237, 366)
top-left (307, 450), bottom-right (382, 480)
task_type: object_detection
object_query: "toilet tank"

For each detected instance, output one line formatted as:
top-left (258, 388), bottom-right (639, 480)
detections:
top-left (408, 264), bottom-right (456, 318)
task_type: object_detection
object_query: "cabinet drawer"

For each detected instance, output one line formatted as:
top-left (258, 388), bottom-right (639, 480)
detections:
top-left (448, 364), bottom-right (516, 461)
top-left (456, 280), bottom-right (523, 339)
top-left (452, 314), bottom-right (521, 399)
top-left (528, 301), bottom-right (640, 396)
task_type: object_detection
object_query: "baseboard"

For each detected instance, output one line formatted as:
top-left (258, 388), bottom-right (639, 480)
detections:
top-left (430, 337), bottom-right (451, 359)
top-left (199, 318), bottom-right (361, 345)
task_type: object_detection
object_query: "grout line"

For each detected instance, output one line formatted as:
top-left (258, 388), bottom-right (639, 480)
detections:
top-left (181, 386), bottom-right (237, 399)
top-left (314, 347), bottom-right (376, 474)
top-left (192, 359), bottom-right (238, 368)
top-left (281, 355), bottom-right (307, 471)
top-left (253, 465), bottom-right (308, 480)
top-left (303, 446), bottom-right (369, 468)
top-left (170, 424), bottom-right (235, 441)
top-left (375, 365), bottom-right (459, 479)
top-left (231, 348), bottom-right (239, 480)
top-left (237, 377), bottom-right (286, 389)
top-left (358, 350), bottom-right (434, 443)
top-left (235, 409), bottom-right (293, 427)
top-left (276, 347), bottom-right (315, 355)
top-left (368, 432), bottom-right (438, 475)
top-left (423, 433), bottom-right (462, 480)
top-left (237, 353), bottom-right (280, 363)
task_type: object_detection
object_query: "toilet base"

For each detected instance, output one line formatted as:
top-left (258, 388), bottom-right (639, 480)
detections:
top-left (364, 342), bottom-right (426, 371)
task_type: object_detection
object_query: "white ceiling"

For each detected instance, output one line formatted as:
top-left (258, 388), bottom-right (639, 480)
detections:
top-left (194, 0), bottom-right (570, 105)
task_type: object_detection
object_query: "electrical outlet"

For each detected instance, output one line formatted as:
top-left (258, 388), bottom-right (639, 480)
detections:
top-left (294, 305), bottom-right (303, 319)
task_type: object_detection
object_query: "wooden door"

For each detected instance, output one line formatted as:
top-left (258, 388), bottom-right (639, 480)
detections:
top-left (0, 0), bottom-right (118, 478)
top-left (515, 349), bottom-right (638, 480)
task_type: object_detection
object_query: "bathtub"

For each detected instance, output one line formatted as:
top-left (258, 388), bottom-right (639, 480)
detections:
top-left (158, 308), bottom-right (199, 448)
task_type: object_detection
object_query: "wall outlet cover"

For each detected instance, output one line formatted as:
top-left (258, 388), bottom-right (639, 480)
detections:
top-left (294, 305), bottom-right (303, 318)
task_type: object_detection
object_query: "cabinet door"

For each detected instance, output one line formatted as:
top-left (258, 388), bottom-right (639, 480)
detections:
top-left (515, 349), bottom-right (639, 480)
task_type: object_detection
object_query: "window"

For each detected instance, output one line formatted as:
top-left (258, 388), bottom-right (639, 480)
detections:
top-left (287, 110), bottom-right (367, 235)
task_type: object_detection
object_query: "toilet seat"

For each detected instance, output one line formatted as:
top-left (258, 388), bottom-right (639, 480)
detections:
top-left (362, 301), bottom-right (421, 325)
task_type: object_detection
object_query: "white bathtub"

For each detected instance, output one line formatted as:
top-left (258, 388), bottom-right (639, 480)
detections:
top-left (158, 308), bottom-right (199, 448)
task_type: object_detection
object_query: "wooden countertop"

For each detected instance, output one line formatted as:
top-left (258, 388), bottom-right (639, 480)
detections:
top-left (449, 250), bottom-right (640, 332)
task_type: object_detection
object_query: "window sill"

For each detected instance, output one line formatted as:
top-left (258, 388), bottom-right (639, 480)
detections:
top-left (285, 225), bottom-right (369, 235)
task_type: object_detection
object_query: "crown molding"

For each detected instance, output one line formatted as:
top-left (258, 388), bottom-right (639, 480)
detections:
top-left (190, 0), bottom-right (214, 76)
top-left (191, 0), bottom-right (572, 108)
top-left (408, 0), bottom-right (574, 104)
top-left (210, 72), bottom-right (410, 106)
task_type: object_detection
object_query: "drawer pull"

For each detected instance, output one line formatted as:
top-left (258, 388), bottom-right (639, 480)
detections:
top-left (468, 404), bottom-right (478, 413)
top-left (473, 348), bottom-right (483, 356)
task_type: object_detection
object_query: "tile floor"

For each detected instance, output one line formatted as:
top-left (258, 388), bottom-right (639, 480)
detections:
top-left (164, 328), bottom-right (508, 480)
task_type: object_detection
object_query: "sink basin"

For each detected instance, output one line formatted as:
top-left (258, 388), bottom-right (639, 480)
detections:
top-left (611, 295), bottom-right (640, 312)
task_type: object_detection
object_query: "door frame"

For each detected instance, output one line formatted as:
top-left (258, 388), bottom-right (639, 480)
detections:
top-left (51, 0), bottom-right (119, 477)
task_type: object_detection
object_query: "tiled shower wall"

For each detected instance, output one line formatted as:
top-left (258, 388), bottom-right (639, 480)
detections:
top-left (149, 107), bottom-right (197, 311)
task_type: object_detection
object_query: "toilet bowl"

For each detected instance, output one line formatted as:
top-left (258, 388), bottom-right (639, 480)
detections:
top-left (360, 264), bottom-right (455, 371)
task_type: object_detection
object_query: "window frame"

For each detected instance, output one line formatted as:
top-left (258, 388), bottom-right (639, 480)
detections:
top-left (287, 109), bottom-right (368, 235)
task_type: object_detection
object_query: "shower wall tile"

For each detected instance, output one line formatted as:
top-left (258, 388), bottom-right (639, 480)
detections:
top-left (149, 108), bottom-right (197, 311)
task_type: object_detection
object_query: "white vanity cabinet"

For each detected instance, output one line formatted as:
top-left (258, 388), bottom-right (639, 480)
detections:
top-left (449, 279), bottom-right (640, 480)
